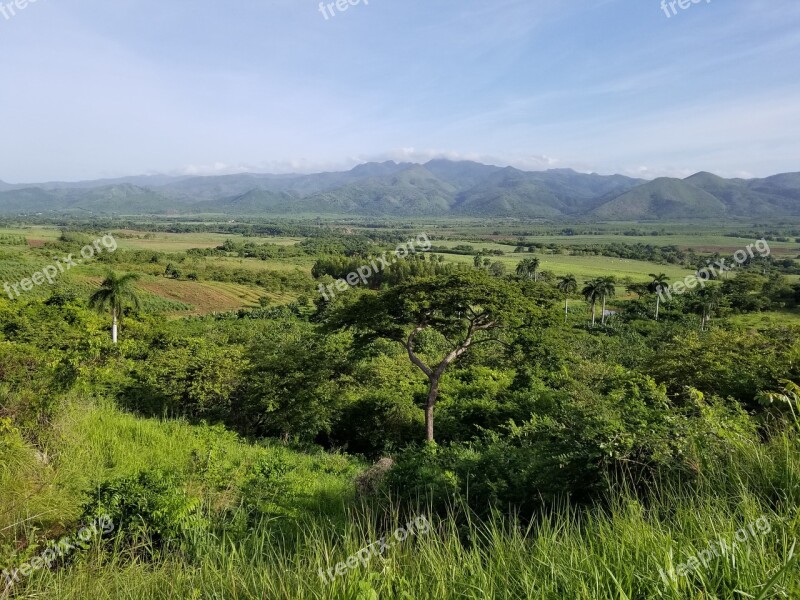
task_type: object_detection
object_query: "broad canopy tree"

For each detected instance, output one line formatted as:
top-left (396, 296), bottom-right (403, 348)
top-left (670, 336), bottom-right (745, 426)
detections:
top-left (331, 271), bottom-right (540, 442)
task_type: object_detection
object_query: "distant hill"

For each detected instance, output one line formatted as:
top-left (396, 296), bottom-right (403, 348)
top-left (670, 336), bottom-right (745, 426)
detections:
top-left (0, 161), bottom-right (798, 219)
top-left (452, 167), bottom-right (567, 217)
top-left (591, 178), bottom-right (727, 220)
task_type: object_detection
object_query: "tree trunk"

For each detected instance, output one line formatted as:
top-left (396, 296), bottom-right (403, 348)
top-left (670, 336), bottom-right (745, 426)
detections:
top-left (425, 376), bottom-right (440, 443)
top-left (655, 294), bottom-right (660, 321)
top-left (564, 298), bottom-right (569, 323)
top-left (112, 311), bottom-right (118, 345)
top-left (601, 295), bottom-right (607, 324)
top-left (591, 302), bottom-right (596, 326)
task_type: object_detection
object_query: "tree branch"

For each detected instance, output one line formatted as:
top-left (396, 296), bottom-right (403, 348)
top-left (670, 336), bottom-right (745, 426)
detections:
top-left (405, 324), bottom-right (433, 379)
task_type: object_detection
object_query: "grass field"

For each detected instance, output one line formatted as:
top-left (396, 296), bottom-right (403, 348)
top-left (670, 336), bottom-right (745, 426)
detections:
top-left (204, 255), bottom-right (316, 273)
top-left (728, 310), bottom-right (800, 328)
top-left (514, 234), bottom-right (800, 256)
top-left (6, 400), bottom-right (800, 600)
top-left (77, 275), bottom-right (288, 315)
top-left (110, 231), bottom-right (303, 252)
top-left (136, 278), bottom-right (264, 314)
top-left (0, 227), bottom-right (304, 252)
top-left (439, 252), bottom-right (695, 282)
top-left (0, 226), bottom-right (62, 245)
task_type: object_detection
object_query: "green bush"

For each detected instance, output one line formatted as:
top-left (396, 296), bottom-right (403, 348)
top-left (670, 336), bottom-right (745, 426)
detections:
top-left (238, 455), bottom-right (296, 518)
top-left (81, 470), bottom-right (208, 557)
top-left (388, 379), bottom-right (758, 517)
top-left (329, 391), bottom-right (424, 456)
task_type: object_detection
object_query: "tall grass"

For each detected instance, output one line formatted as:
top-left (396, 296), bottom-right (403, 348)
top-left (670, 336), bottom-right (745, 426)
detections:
top-left (17, 490), bottom-right (800, 599)
top-left (2, 401), bottom-right (797, 599)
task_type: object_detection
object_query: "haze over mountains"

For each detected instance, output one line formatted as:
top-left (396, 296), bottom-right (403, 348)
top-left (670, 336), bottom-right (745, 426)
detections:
top-left (0, 160), bottom-right (798, 220)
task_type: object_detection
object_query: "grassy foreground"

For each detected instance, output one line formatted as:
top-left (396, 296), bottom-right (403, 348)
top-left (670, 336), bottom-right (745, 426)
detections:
top-left (2, 400), bottom-right (799, 599)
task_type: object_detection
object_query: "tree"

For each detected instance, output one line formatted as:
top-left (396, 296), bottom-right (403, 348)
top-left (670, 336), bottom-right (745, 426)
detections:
top-left (648, 273), bottom-right (669, 321)
top-left (489, 261), bottom-right (507, 277)
top-left (690, 287), bottom-right (721, 331)
top-left (557, 274), bottom-right (578, 323)
top-left (89, 272), bottom-right (141, 344)
top-left (241, 322), bottom-right (355, 441)
top-left (598, 276), bottom-right (616, 325)
top-left (582, 279), bottom-right (602, 326)
top-left (331, 271), bottom-right (537, 442)
top-left (516, 257), bottom-right (541, 281)
top-left (626, 282), bottom-right (649, 299)
top-left (165, 263), bottom-right (180, 279)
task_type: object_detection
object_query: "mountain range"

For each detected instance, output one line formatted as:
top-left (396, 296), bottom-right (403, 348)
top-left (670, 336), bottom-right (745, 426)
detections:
top-left (1, 160), bottom-right (798, 220)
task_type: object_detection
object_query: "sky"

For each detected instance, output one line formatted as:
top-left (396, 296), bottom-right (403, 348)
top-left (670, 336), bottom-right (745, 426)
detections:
top-left (0, 0), bottom-right (798, 182)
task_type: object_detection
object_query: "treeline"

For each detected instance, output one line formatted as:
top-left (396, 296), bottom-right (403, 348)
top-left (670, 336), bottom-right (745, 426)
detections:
top-left (311, 254), bottom-right (456, 289)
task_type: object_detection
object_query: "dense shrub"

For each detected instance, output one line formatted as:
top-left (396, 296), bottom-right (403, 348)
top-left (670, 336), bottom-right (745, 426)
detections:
top-left (328, 391), bottom-right (424, 456)
top-left (82, 470), bottom-right (208, 557)
top-left (387, 381), bottom-right (757, 517)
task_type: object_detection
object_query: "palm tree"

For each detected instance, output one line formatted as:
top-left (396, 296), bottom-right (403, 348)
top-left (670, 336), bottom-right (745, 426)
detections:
top-left (693, 287), bottom-right (721, 331)
top-left (516, 257), bottom-right (541, 281)
top-left (598, 276), bottom-right (616, 325)
top-left (648, 273), bottom-right (669, 321)
top-left (557, 274), bottom-right (578, 323)
top-left (582, 279), bottom-right (602, 326)
top-left (89, 272), bottom-right (141, 344)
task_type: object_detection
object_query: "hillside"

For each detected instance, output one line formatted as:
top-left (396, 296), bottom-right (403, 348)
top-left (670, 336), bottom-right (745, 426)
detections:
top-left (0, 160), bottom-right (798, 219)
top-left (591, 178), bottom-right (728, 220)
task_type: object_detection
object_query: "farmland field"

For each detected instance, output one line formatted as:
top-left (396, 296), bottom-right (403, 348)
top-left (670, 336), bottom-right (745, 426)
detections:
top-left (110, 230), bottom-right (303, 252)
top-left (439, 251), bottom-right (695, 281)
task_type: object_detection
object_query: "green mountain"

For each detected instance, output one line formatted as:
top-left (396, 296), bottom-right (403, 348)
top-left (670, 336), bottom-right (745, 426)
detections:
top-left (592, 177), bottom-right (728, 220)
top-left (452, 167), bottom-right (566, 217)
top-left (0, 187), bottom-right (62, 213)
top-left (297, 165), bottom-right (457, 215)
top-left (0, 161), bottom-right (798, 219)
top-left (65, 184), bottom-right (187, 214)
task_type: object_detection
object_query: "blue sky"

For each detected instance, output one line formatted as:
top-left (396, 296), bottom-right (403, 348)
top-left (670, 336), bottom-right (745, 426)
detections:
top-left (0, 0), bottom-right (798, 182)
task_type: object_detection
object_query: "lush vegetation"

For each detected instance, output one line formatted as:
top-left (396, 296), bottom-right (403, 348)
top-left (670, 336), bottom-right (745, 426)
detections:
top-left (2, 220), bottom-right (800, 599)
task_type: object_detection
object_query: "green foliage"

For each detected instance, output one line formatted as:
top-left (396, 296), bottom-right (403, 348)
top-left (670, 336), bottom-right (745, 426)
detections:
top-left (648, 327), bottom-right (800, 405)
top-left (388, 374), bottom-right (758, 516)
top-left (238, 454), bottom-right (297, 518)
top-left (81, 470), bottom-right (208, 556)
top-left (329, 391), bottom-right (425, 456)
top-left (127, 338), bottom-right (248, 420)
top-left (3, 222), bottom-right (800, 598)
top-left (238, 321), bottom-right (356, 440)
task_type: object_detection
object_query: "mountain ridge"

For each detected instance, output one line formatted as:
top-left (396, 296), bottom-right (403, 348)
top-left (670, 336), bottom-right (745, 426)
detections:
top-left (0, 161), bottom-right (798, 219)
